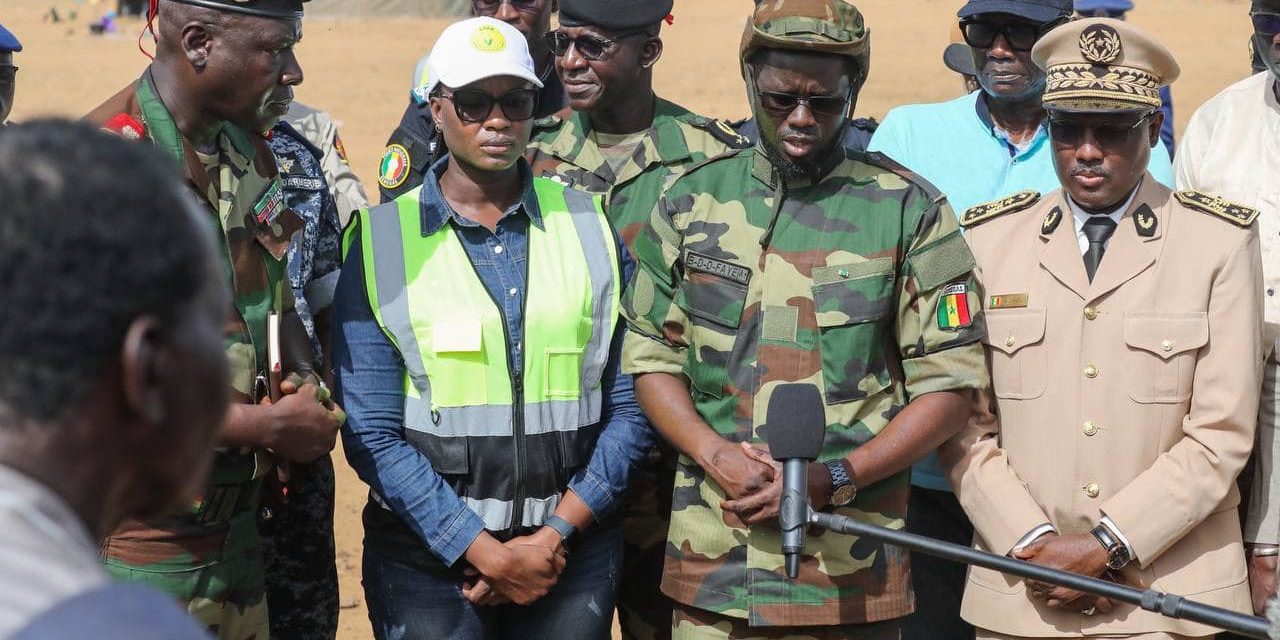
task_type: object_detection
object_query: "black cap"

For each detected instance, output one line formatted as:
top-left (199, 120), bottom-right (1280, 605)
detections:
top-left (558, 0), bottom-right (673, 31)
top-left (958, 0), bottom-right (1072, 24)
top-left (166, 0), bottom-right (307, 19)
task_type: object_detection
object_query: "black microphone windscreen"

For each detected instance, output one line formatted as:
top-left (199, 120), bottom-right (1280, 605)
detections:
top-left (764, 383), bottom-right (827, 460)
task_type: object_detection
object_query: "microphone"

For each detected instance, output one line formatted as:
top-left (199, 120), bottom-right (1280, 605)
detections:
top-left (764, 383), bottom-right (827, 579)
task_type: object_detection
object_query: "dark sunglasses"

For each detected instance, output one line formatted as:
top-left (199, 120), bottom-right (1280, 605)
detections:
top-left (757, 91), bottom-right (849, 116)
top-left (1253, 13), bottom-right (1280, 37)
top-left (0, 65), bottom-right (16, 85)
top-left (961, 19), bottom-right (1059, 51)
top-left (545, 30), bottom-right (647, 61)
top-left (472, 0), bottom-right (541, 14)
top-left (1048, 113), bottom-right (1152, 148)
top-left (440, 88), bottom-right (539, 123)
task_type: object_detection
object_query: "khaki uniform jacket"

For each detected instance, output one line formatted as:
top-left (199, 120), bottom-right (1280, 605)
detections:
top-left (941, 176), bottom-right (1263, 636)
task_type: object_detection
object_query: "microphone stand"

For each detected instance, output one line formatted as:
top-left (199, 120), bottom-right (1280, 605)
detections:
top-left (808, 511), bottom-right (1273, 640)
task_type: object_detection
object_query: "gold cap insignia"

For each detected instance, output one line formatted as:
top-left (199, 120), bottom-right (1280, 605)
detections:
top-left (1175, 190), bottom-right (1260, 227)
top-left (960, 190), bottom-right (1041, 228)
top-left (1080, 24), bottom-right (1123, 65)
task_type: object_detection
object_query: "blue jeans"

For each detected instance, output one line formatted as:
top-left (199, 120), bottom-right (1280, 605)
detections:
top-left (364, 524), bottom-right (622, 640)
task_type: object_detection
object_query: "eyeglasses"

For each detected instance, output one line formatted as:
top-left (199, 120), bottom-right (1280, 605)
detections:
top-left (757, 91), bottom-right (849, 116)
top-left (1252, 13), bottom-right (1280, 38)
top-left (1048, 113), bottom-right (1152, 148)
top-left (0, 65), bottom-right (16, 85)
top-left (545, 30), bottom-right (647, 61)
top-left (439, 88), bottom-right (539, 123)
top-left (961, 19), bottom-right (1059, 51)
top-left (472, 0), bottom-right (541, 14)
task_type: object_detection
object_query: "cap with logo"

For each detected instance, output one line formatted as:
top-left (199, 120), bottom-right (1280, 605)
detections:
top-left (558, 0), bottom-right (673, 31)
top-left (1074, 0), bottom-right (1134, 13)
top-left (958, 0), bottom-right (1073, 24)
top-left (1032, 17), bottom-right (1179, 113)
top-left (162, 0), bottom-right (307, 18)
top-left (0, 23), bottom-right (21, 53)
top-left (739, 0), bottom-right (870, 80)
top-left (421, 17), bottom-right (543, 97)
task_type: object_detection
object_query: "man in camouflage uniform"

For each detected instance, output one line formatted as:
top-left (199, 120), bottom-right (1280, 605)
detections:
top-left (85, 1), bottom-right (344, 637)
top-left (622, 1), bottom-right (990, 637)
top-left (261, 120), bottom-right (342, 640)
top-left (525, 1), bottom-right (747, 637)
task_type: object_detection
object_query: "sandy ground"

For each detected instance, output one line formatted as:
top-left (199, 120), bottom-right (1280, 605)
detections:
top-left (2, 0), bottom-right (1259, 637)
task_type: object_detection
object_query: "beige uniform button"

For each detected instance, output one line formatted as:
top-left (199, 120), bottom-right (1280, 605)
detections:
top-left (1084, 307), bottom-right (1098, 321)
top-left (1084, 483), bottom-right (1101, 498)
top-left (1083, 422), bottom-right (1099, 436)
top-left (1084, 365), bottom-right (1098, 379)
top-left (1161, 339), bottom-right (1174, 352)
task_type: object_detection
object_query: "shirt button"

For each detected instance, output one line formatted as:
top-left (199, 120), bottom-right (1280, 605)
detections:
top-left (1084, 482), bottom-right (1101, 499)
top-left (1084, 307), bottom-right (1098, 321)
top-left (508, 287), bottom-right (518, 297)
top-left (1083, 421), bottom-right (1099, 436)
top-left (494, 245), bottom-right (504, 255)
top-left (1084, 364), bottom-right (1098, 379)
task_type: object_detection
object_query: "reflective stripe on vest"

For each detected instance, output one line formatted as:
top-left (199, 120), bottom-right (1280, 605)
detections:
top-left (352, 178), bottom-right (619, 532)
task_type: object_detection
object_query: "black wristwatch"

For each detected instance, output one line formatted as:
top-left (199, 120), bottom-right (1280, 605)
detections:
top-left (544, 515), bottom-right (577, 544)
top-left (825, 460), bottom-right (857, 507)
top-left (1090, 523), bottom-right (1131, 570)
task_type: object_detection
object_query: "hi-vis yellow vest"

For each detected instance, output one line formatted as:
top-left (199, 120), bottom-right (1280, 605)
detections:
top-left (344, 178), bottom-right (620, 534)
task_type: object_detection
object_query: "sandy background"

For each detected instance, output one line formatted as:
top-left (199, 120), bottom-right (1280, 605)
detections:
top-left (2, 0), bottom-right (1259, 637)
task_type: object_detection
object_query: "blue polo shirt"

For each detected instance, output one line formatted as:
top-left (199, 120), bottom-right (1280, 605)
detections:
top-left (867, 91), bottom-right (1174, 493)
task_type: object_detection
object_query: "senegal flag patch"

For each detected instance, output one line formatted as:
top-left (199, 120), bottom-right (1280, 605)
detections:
top-left (937, 283), bottom-right (972, 330)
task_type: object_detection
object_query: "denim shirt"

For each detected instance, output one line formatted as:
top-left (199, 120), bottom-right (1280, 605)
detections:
top-left (334, 156), bottom-right (651, 567)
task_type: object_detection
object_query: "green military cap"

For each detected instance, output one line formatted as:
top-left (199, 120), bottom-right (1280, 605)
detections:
top-left (558, 0), bottom-right (673, 31)
top-left (165, 0), bottom-right (307, 18)
top-left (739, 0), bottom-right (870, 70)
top-left (1032, 17), bottom-right (1179, 113)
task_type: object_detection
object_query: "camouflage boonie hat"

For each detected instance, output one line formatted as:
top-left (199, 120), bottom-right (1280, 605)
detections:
top-left (739, 0), bottom-right (870, 72)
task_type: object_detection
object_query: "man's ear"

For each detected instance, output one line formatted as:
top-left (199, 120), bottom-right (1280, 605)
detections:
top-left (121, 316), bottom-right (165, 426)
top-left (640, 36), bottom-right (663, 69)
top-left (181, 22), bottom-right (215, 69)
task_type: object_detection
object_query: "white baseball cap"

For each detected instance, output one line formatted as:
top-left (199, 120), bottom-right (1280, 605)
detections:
top-left (421, 17), bottom-right (543, 98)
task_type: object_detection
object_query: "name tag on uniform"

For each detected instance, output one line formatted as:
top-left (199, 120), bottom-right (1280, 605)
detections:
top-left (989, 293), bottom-right (1029, 309)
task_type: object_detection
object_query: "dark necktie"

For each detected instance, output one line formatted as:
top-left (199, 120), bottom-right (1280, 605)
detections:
top-left (1082, 216), bottom-right (1118, 282)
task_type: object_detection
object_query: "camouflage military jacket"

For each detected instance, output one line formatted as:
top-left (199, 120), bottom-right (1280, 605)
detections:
top-left (622, 147), bottom-right (989, 626)
top-left (526, 97), bottom-right (749, 252)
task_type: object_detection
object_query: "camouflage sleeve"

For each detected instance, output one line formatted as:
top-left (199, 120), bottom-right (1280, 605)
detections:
top-left (896, 190), bottom-right (989, 399)
top-left (620, 192), bottom-right (691, 376)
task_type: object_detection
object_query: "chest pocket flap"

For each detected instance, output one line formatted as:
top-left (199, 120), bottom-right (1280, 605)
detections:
top-left (1123, 313), bottom-right (1209, 360)
top-left (983, 309), bottom-right (1046, 355)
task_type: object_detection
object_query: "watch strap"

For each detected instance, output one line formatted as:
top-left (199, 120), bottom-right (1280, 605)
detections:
top-left (544, 515), bottom-right (576, 543)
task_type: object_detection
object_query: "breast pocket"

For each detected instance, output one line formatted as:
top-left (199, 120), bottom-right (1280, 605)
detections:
top-left (811, 262), bottom-right (894, 404)
top-left (675, 253), bottom-right (751, 399)
top-left (1124, 312), bottom-right (1208, 404)
top-left (983, 309), bottom-right (1047, 400)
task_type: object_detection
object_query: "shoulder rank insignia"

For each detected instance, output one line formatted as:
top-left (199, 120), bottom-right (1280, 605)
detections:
top-left (1175, 190), bottom-right (1259, 227)
top-left (696, 118), bottom-right (751, 150)
top-left (1041, 206), bottom-right (1063, 235)
top-left (960, 190), bottom-right (1041, 228)
top-left (1133, 204), bottom-right (1158, 237)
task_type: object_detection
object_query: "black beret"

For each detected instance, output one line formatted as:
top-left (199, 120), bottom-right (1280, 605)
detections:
top-left (166, 0), bottom-right (306, 19)
top-left (558, 0), bottom-right (673, 31)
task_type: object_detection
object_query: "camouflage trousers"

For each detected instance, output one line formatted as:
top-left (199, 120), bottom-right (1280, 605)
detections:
top-left (259, 455), bottom-right (339, 640)
top-left (672, 604), bottom-right (902, 640)
top-left (617, 448), bottom-right (678, 640)
top-left (104, 510), bottom-right (268, 640)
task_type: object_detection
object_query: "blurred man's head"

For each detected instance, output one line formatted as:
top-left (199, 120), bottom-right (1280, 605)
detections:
top-left (1252, 0), bottom-right (1280, 81)
top-left (155, 0), bottom-right (305, 133)
top-left (1034, 19), bottom-right (1176, 210)
top-left (0, 23), bottom-right (22, 124)
top-left (958, 0), bottom-right (1072, 103)
top-left (741, 0), bottom-right (868, 180)
top-left (550, 0), bottom-right (669, 113)
top-left (0, 121), bottom-right (230, 535)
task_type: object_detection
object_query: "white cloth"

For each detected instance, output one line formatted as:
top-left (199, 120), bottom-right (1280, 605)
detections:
top-left (1176, 72), bottom-right (1280, 544)
top-left (0, 464), bottom-right (108, 637)
top-left (1068, 188), bottom-right (1138, 254)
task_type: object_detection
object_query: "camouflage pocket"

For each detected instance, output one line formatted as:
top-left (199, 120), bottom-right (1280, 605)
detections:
top-left (812, 267), bottom-right (893, 404)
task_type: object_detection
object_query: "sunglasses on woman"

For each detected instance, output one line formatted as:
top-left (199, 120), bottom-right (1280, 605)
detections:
top-left (439, 88), bottom-right (539, 123)
top-left (961, 19), bottom-right (1059, 51)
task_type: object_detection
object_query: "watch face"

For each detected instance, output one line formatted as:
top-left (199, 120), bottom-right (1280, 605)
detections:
top-left (832, 484), bottom-right (857, 507)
